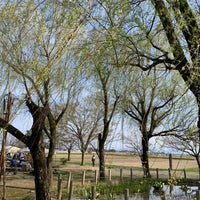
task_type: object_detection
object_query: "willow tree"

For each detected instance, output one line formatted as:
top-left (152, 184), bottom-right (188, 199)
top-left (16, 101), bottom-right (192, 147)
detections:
top-left (150, 0), bottom-right (200, 131)
top-left (90, 0), bottom-right (199, 128)
top-left (117, 0), bottom-right (200, 131)
top-left (82, 37), bottom-right (120, 180)
top-left (124, 1), bottom-right (200, 170)
top-left (120, 69), bottom-right (194, 177)
top-left (84, 60), bottom-right (119, 180)
top-left (78, 3), bottom-right (122, 179)
top-left (95, 66), bottom-right (119, 180)
top-left (0, 1), bottom-right (89, 199)
top-left (65, 96), bottom-right (102, 166)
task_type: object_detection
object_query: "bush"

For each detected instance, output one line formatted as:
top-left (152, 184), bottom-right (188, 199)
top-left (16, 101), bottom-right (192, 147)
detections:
top-left (60, 158), bottom-right (67, 165)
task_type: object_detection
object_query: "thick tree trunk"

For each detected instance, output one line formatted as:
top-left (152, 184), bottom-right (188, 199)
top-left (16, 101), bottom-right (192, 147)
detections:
top-left (152, 0), bottom-right (200, 104)
top-left (0, 97), bottom-right (56, 200)
top-left (141, 136), bottom-right (151, 178)
top-left (28, 126), bottom-right (52, 200)
top-left (152, 0), bottom-right (200, 180)
top-left (31, 145), bottom-right (51, 200)
top-left (26, 98), bottom-right (53, 200)
top-left (0, 115), bottom-right (53, 200)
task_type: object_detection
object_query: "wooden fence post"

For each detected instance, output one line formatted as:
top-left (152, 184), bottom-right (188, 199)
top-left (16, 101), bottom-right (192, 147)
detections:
top-left (120, 168), bottom-right (123, 181)
top-left (14, 166), bottom-right (17, 175)
top-left (143, 167), bottom-right (147, 178)
top-left (67, 171), bottom-right (72, 192)
top-left (108, 169), bottom-right (112, 181)
top-left (68, 180), bottom-right (73, 200)
top-left (82, 171), bottom-right (85, 185)
top-left (196, 191), bottom-right (200, 200)
top-left (183, 169), bottom-right (186, 179)
top-left (51, 168), bottom-right (54, 188)
top-left (130, 168), bottom-right (133, 180)
top-left (57, 174), bottom-right (62, 200)
top-left (124, 188), bottom-right (129, 200)
top-left (156, 168), bottom-right (159, 179)
top-left (94, 170), bottom-right (98, 184)
top-left (91, 185), bottom-right (96, 200)
top-left (170, 185), bottom-right (173, 194)
top-left (168, 168), bottom-right (171, 178)
top-left (169, 154), bottom-right (172, 170)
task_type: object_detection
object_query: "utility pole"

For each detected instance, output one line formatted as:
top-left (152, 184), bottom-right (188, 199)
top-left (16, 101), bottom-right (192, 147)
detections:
top-left (0, 92), bottom-right (13, 200)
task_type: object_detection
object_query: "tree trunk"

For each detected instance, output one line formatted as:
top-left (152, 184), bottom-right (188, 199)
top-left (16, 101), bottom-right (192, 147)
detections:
top-left (141, 136), bottom-right (151, 178)
top-left (67, 149), bottom-right (71, 161)
top-left (98, 134), bottom-right (106, 181)
top-left (195, 155), bottom-right (200, 180)
top-left (28, 125), bottom-right (52, 200)
top-left (31, 146), bottom-right (51, 200)
top-left (26, 98), bottom-right (53, 200)
top-left (99, 147), bottom-right (105, 181)
top-left (152, 0), bottom-right (200, 113)
top-left (198, 104), bottom-right (200, 134)
top-left (197, 106), bottom-right (200, 179)
top-left (81, 150), bottom-right (85, 166)
top-left (0, 97), bottom-right (55, 200)
top-left (193, 107), bottom-right (200, 173)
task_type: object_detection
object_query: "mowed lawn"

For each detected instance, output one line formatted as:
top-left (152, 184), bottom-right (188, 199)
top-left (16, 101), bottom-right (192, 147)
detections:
top-left (54, 151), bottom-right (198, 170)
top-left (0, 151), bottom-right (198, 199)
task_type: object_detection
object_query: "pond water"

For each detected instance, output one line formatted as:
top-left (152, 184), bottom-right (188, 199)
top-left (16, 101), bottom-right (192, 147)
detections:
top-left (75, 185), bottom-right (198, 200)
top-left (116, 185), bottom-right (198, 200)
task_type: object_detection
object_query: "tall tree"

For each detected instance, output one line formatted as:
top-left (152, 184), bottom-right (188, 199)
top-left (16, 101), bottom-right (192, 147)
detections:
top-left (120, 69), bottom-right (191, 177)
top-left (89, 0), bottom-right (200, 136)
top-left (82, 2), bottom-right (123, 180)
top-left (60, 137), bottom-right (76, 161)
top-left (65, 97), bottom-right (102, 166)
top-left (0, 1), bottom-right (89, 199)
top-left (120, 0), bottom-right (200, 135)
top-left (150, 0), bottom-right (200, 135)
top-left (90, 2), bottom-right (200, 175)
top-left (95, 66), bottom-right (119, 180)
top-left (81, 46), bottom-right (120, 179)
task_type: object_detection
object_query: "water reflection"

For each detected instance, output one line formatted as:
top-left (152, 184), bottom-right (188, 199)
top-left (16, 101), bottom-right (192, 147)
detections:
top-left (76, 185), bottom-right (198, 199)
top-left (119, 185), bottom-right (198, 200)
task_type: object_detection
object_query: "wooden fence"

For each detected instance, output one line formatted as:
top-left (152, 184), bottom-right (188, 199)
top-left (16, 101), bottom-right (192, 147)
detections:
top-left (55, 167), bottom-right (199, 183)
top-left (54, 167), bottom-right (200, 200)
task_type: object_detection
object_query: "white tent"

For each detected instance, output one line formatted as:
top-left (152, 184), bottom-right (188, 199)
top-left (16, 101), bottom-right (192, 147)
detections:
top-left (6, 146), bottom-right (20, 154)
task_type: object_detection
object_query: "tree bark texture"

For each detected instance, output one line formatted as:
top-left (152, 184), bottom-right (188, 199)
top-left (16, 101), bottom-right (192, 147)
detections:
top-left (68, 149), bottom-right (71, 161)
top-left (30, 141), bottom-right (51, 200)
top-left (81, 150), bottom-right (85, 166)
top-left (141, 135), bottom-right (151, 178)
top-left (152, 0), bottom-right (200, 128)
top-left (25, 98), bottom-right (53, 200)
top-left (99, 144), bottom-right (105, 180)
top-left (98, 133), bottom-right (106, 181)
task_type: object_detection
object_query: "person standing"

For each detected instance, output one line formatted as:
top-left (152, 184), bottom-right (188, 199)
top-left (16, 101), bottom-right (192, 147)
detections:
top-left (91, 154), bottom-right (95, 167)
